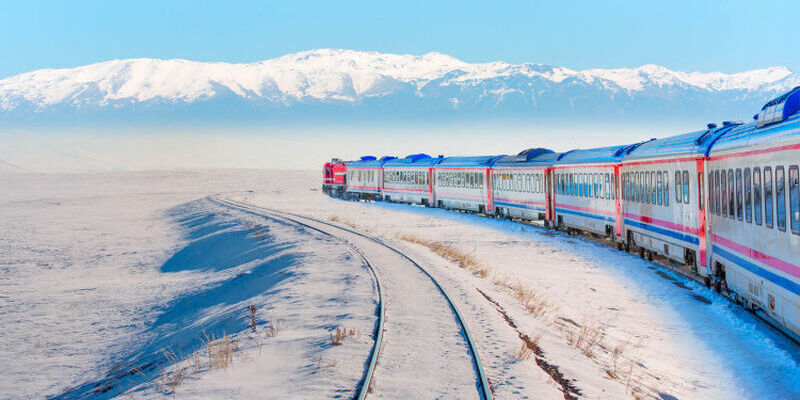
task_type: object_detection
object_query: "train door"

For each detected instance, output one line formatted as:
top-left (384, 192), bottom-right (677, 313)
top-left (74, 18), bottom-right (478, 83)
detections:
top-left (429, 167), bottom-right (435, 206)
top-left (485, 168), bottom-right (494, 214)
top-left (614, 165), bottom-right (623, 238)
top-left (696, 159), bottom-right (710, 273)
top-left (545, 168), bottom-right (555, 226)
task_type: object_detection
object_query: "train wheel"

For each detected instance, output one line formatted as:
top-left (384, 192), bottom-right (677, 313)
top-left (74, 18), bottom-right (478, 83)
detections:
top-left (638, 247), bottom-right (645, 259)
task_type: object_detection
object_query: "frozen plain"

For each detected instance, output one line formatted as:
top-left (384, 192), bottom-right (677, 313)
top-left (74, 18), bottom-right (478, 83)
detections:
top-left (2, 169), bottom-right (800, 399)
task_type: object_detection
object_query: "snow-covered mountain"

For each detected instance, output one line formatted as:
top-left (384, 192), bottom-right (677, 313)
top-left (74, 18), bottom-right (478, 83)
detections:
top-left (2, 49), bottom-right (798, 125)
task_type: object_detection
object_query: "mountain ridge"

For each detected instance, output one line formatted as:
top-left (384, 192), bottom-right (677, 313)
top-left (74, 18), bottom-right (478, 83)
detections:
top-left (2, 49), bottom-right (797, 123)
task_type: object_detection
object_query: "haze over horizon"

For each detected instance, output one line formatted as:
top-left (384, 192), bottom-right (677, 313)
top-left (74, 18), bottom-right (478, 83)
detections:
top-left (3, 1), bottom-right (799, 172)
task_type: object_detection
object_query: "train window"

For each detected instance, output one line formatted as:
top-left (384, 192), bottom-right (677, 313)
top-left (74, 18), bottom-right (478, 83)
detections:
top-left (790, 166), bottom-right (799, 234)
top-left (682, 171), bottom-right (690, 204)
top-left (736, 169), bottom-right (743, 220)
top-left (583, 174), bottom-right (587, 197)
top-left (714, 171), bottom-right (720, 215)
top-left (644, 172), bottom-right (650, 204)
top-left (675, 171), bottom-right (682, 203)
top-left (754, 168), bottom-right (762, 225)
top-left (777, 166), bottom-right (786, 231)
top-left (663, 171), bottom-right (668, 206)
top-left (765, 167), bottom-right (774, 228)
top-left (637, 172), bottom-right (642, 203)
top-left (593, 174), bottom-right (598, 198)
top-left (744, 168), bottom-right (752, 223)
top-left (604, 174), bottom-right (610, 199)
top-left (698, 172), bottom-right (704, 211)
top-left (721, 171), bottom-right (728, 216)
top-left (657, 173), bottom-right (663, 205)
top-left (708, 172), bottom-right (713, 212)
top-left (555, 174), bottom-right (560, 194)
top-left (651, 172), bottom-right (657, 204)
top-left (727, 170), bottom-right (735, 218)
top-left (612, 174), bottom-right (616, 200)
top-left (623, 173), bottom-right (628, 200)
top-left (621, 173), bottom-right (627, 200)
top-left (574, 173), bottom-right (579, 196)
top-left (628, 173), bottom-right (633, 201)
top-left (640, 172), bottom-right (645, 203)
top-left (594, 174), bottom-right (599, 198)
top-left (527, 174), bottom-right (532, 192)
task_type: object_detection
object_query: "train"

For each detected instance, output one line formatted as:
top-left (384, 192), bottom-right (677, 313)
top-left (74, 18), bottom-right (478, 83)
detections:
top-left (322, 86), bottom-right (800, 340)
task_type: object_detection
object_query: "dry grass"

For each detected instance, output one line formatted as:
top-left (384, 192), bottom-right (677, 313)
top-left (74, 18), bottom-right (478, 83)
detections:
top-left (514, 343), bottom-right (534, 361)
top-left (510, 281), bottom-right (551, 318)
top-left (397, 233), bottom-right (491, 277)
top-left (247, 305), bottom-right (258, 333)
top-left (202, 332), bottom-right (234, 370)
top-left (264, 319), bottom-right (287, 337)
top-left (329, 326), bottom-right (358, 346)
top-left (566, 321), bottom-right (603, 358)
top-left (157, 349), bottom-right (187, 397)
top-left (329, 215), bottom-right (358, 229)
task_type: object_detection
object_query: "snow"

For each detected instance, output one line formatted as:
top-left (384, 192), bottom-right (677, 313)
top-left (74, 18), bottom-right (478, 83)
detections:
top-left (1, 49), bottom-right (797, 110)
top-left (2, 169), bottom-right (800, 399)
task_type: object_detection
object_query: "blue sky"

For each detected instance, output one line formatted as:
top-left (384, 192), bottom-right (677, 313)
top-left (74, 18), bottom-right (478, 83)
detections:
top-left (1, 0), bottom-right (798, 78)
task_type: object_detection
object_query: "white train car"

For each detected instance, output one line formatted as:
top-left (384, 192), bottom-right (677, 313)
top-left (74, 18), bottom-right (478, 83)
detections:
top-left (552, 145), bottom-right (639, 238)
top-left (490, 148), bottom-right (557, 222)
top-left (621, 126), bottom-right (734, 274)
top-left (706, 87), bottom-right (800, 337)
top-left (382, 154), bottom-right (444, 206)
top-left (345, 156), bottom-right (395, 201)
top-left (433, 155), bottom-right (504, 213)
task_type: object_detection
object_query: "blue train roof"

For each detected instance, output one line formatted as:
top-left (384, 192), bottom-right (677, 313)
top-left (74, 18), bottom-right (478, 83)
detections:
top-left (494, 148), bottom-right (558, 167)
top-left (347, 155), bottom-right (397, 168)
top-left (383, 153), bottom-right (445, 167)
top-left (554, 143), bottom-right (642, 165)
top-left (623, 124), bottom-right (740, 161)
top-left (436, 155), bottom-right (505, 168)
top-left (709, 115), bottom-right (800, 154)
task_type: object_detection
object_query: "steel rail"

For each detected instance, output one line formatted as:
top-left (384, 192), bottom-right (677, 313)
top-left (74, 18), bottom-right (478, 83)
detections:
top-left (215, 196), bottom-right (493, 400)
top-left (211, 197), bottom-right (384, 400)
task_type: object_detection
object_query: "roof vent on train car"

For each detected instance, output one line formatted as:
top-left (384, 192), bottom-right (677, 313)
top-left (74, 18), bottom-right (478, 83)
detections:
top-left (360, 156), bottom-right (377, 161)
top-left (438, 155), bottom-right (444, 158)
top-left (515, 148), bottom-right (554, 162)
top-left (379, 156), bottom-right (397, 162)
top-left (757, 86), bottom-right (800, 128)
top-left (403, 153), bottom-right (432, 163)
top-left (707, 123), bottom-right (717, 129)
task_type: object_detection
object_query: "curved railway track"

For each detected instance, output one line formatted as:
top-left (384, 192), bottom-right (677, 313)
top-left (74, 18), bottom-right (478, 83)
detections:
top-left (213, 196), bottom-right (493, 400)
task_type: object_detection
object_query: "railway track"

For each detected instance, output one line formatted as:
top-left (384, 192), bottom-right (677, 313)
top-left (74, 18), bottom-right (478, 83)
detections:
top-left (213, 196), bottom-right (493, 400)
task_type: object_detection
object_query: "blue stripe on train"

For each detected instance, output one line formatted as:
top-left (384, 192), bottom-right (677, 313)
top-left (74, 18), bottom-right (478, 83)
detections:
top-left (495, 200), bottom-right (545, 212)
top-left (557, 207), bottom-right (615, 222)
top-left (713, 245), bottom-right (800, 295)
top-left (623, 219), bottom-right (699, 245)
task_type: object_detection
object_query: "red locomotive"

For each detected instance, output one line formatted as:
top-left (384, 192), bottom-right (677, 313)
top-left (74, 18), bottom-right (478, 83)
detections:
top-left (322, 158), bottom-right (348, 198)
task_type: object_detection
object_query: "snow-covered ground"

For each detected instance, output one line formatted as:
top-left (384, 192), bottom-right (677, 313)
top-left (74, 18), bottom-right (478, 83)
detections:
top-left (2, 169), bottom-right (800, 399)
